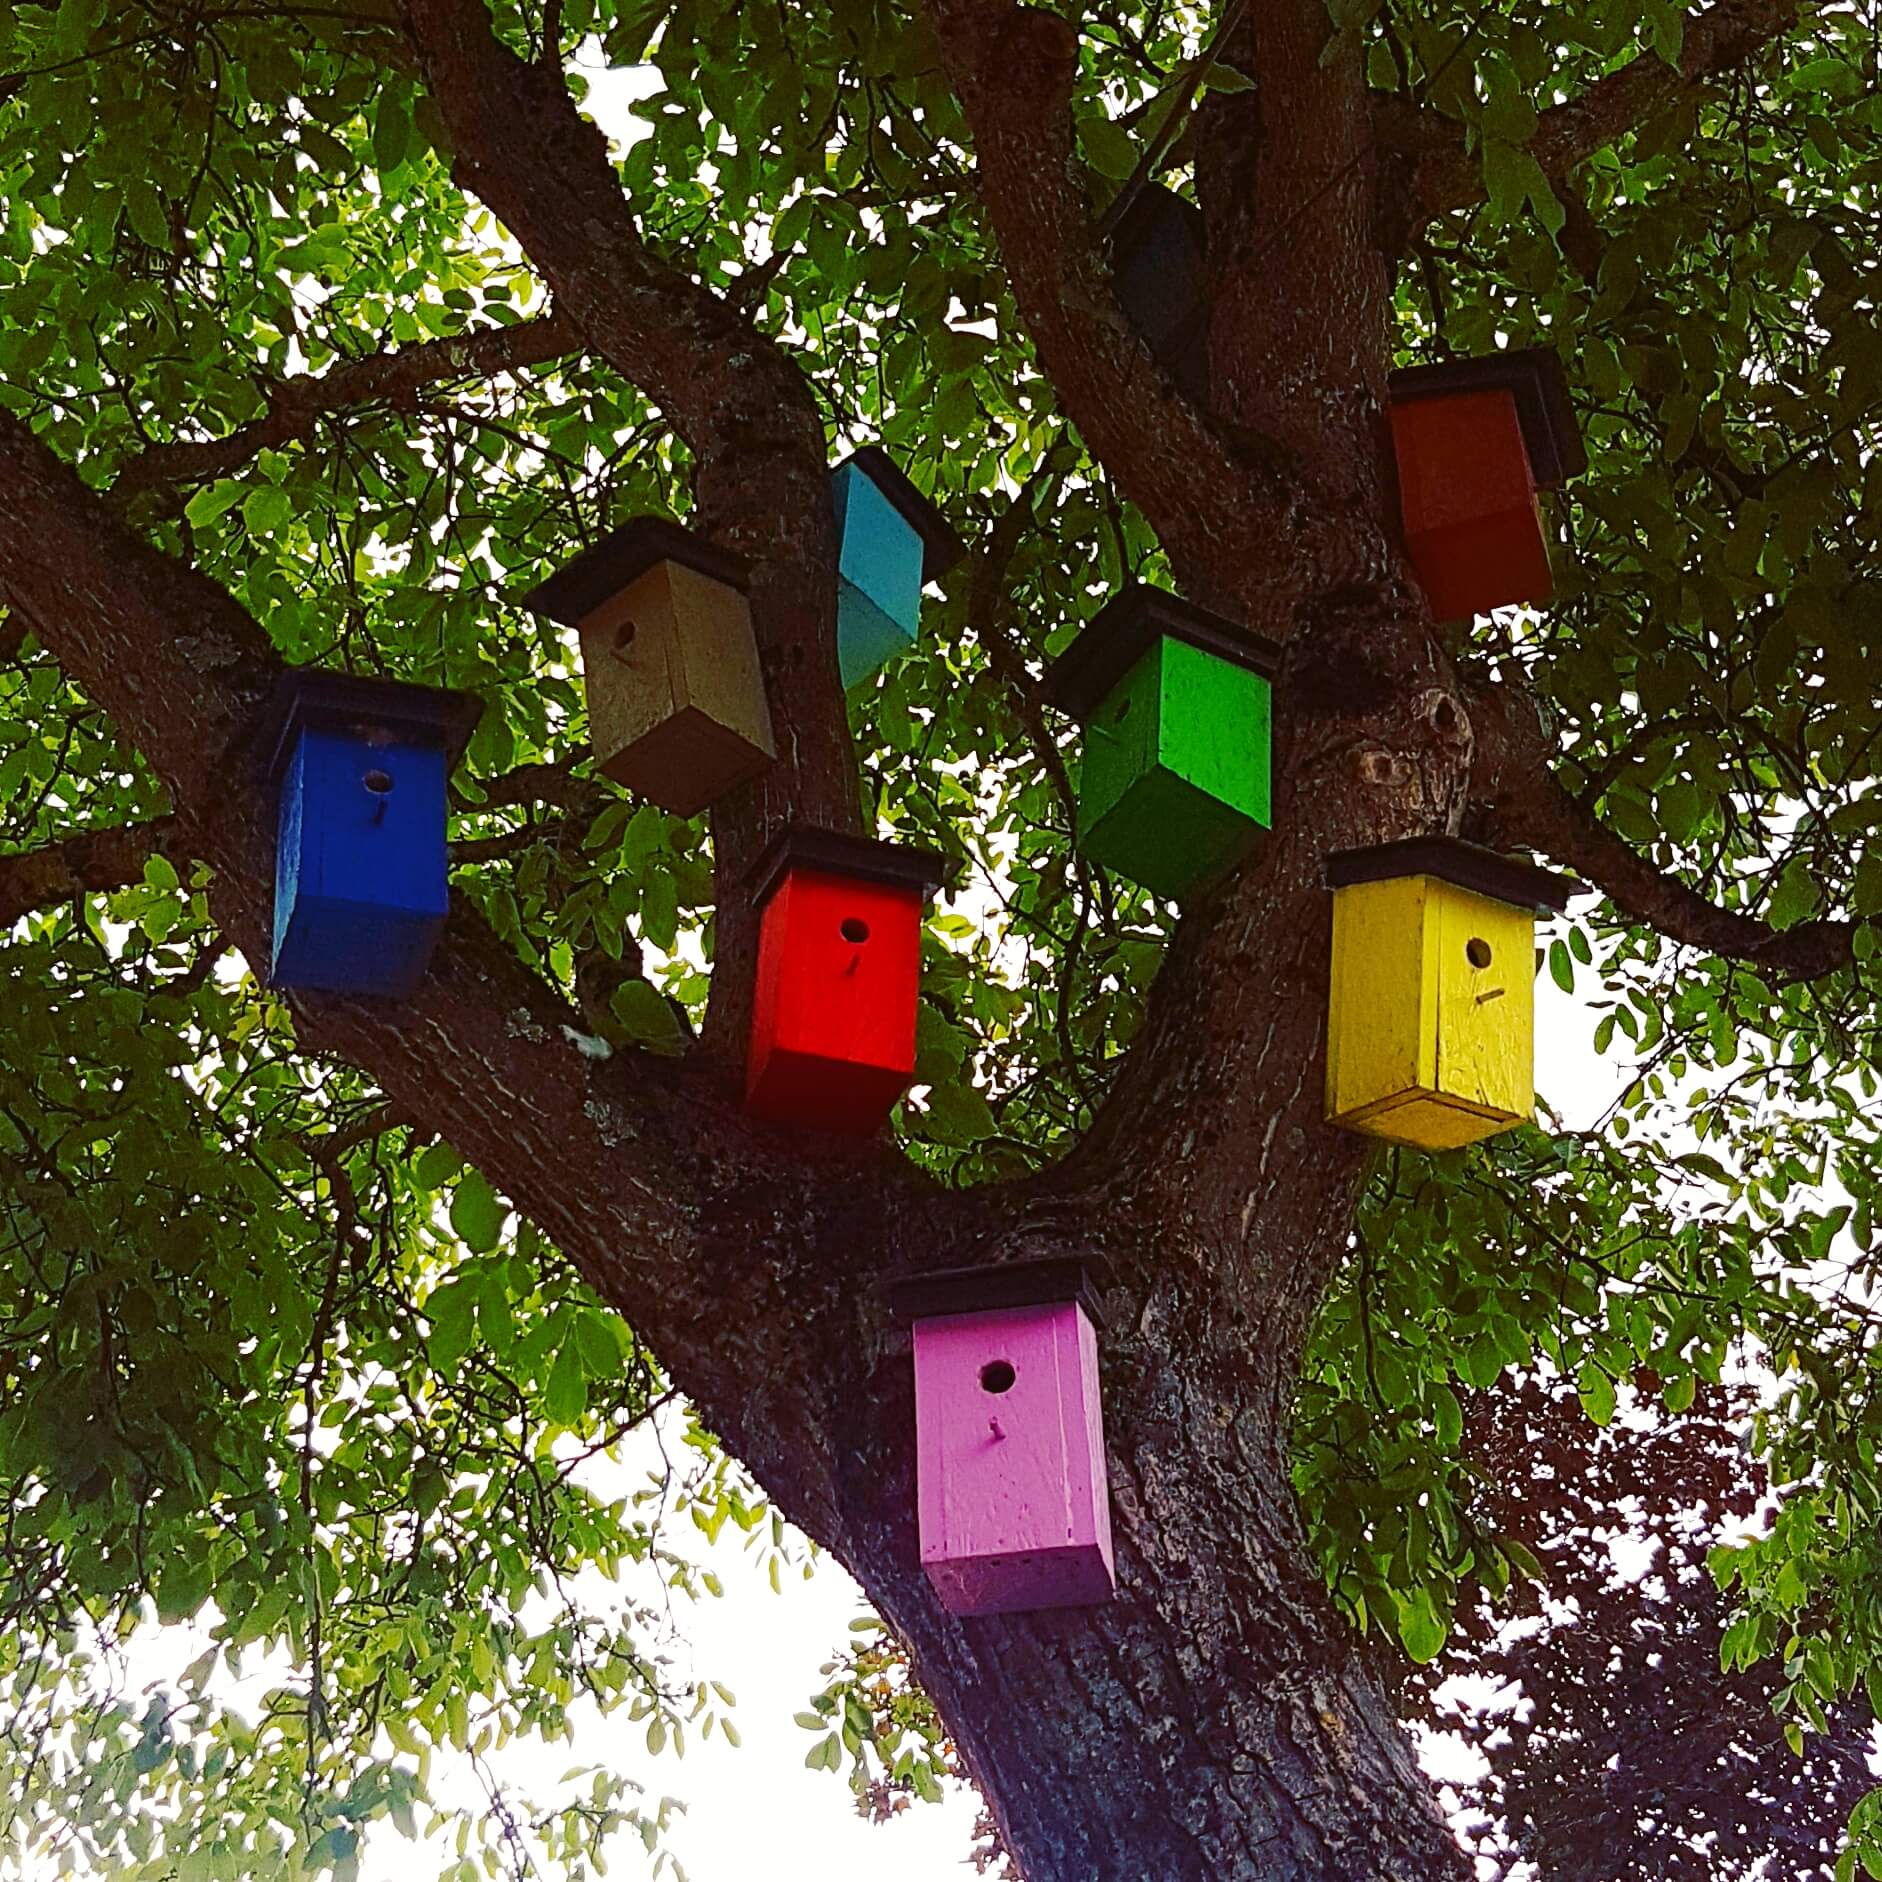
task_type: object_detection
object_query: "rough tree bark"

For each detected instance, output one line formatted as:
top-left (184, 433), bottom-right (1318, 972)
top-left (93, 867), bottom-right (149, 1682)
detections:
top-left (0, 0), bottom-right (1829, 1876)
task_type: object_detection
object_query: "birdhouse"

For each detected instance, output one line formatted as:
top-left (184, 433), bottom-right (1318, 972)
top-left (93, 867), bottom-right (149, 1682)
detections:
top-left (523, 517), bottom-right (775, 817)
top-left (831, 447), bottom-right (965, 688)
top-left (888, 1260), bottom-right (1114, 1618)
top-left (1045, 585), bottom-right (1280, 903)
top-left (263, 671), bottom-right (482, 999)
top-left (1325, 837), bottom-right (1574, 1150)
top-left (1108, 183), bottom-right (1209, 405)
top-left (745, 827), bottom-right (949, 1133)
top-left (1388, 347), bottom-right (1585, 623)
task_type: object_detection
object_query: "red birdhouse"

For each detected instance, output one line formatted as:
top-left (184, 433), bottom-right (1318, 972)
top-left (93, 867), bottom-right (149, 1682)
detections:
top-left (745, 827), bottom-right (949, 1133)
top-left (1388, 347), bottom-right (1584, 623)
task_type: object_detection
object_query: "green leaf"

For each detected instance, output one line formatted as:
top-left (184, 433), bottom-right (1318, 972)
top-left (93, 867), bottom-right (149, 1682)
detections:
top-left (242, 485), bottom-right (293, 536)
top-left (450, 1171), bottom-right (505, 1254)
top-left (1577, 1363), bottom-right (1617, 1427)
top-left (544, 1338), bottom-right (588, 1426)
top-left (1393, 1587), bottom-right (1449, 1664)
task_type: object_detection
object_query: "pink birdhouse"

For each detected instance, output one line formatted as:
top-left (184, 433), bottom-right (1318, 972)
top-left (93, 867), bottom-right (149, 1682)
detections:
top-left (891, 1262), bottom-right (1114, 1617)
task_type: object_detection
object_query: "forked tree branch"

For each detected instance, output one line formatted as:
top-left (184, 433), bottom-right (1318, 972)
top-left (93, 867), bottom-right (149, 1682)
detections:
top-left (924, 0), bottom-right (1347, 600)
top-left (1387, 0), bottom-right (1815, 228)
top-left (1469, 676), bottom-right (1863, 981)
top-left (111, 307), bottom-right (584, 502)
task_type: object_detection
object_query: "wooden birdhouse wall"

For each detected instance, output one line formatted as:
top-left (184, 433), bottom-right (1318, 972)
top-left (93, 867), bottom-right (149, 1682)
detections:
top-left (745, 865), bottom-right (927, 1132)
top-left (1391, 387), bottom-right (1551, 621)
top-left (833, 460), bottom-right (927, 688)
top-left (576, 559), bottom-right (774, 817)
top-left (1077, 635), bottom-right (1272, 903)
top-left (1325, 873), bottom-right (1537, 1150)
top-left (272, 726), bottom-right (451, 998)
top-left (912, 1299), bottom-right (1115, 1616)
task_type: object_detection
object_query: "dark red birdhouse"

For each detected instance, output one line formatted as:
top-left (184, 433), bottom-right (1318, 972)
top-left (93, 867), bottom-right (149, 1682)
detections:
top-left (1388, 347), bottom-right (1584, 623)
top-left (745, 828), bottom-right (949, 1134)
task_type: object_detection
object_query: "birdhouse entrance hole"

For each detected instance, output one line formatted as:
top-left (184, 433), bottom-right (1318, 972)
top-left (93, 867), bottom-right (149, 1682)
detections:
top-left (1466, 936), bottom-right (1493, 968)
top-left (363, 768), bottom-right (394, 796)
top-left (979, 1360), bottom-right (1017, 1394)
top-left (841, 917), bottom-right (869, 944)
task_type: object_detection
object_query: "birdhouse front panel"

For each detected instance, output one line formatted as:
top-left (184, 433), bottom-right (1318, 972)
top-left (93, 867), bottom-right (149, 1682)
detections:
top-left (576, 559), bottom-right (775, 817)
top-left (1391, 387), bottom-right (1552, 622)
top-left (746, 866), bottom-right (927, 1132)
top-left (1325, 873), bottom-right (1538, 1150)
top-left (834, 460), bottom-right (927, 688)
top-left (1077, 636), bottom-right (1272, 903)
top-left (912, 1300), bottom-right (1115, 1616)
top-left (272, 726), bottom-right (451, 998)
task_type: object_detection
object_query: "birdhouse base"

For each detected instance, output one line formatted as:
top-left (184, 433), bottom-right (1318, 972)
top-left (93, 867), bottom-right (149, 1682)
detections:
top-left (925, 1541), bottom-right (1117, 1618)
top-left (274, 899), bottom-right (447, 1000)
top-left (1404, 509), bottom-right (1554, 623)
top-left (1329, 1085), bottom-right (1524, 1153)
top-left (745, 1049), bottom-right (912, 1135)
top-left (594, 703), bottom-right (772, 818)
top-left (1082, 764), bottom-right (1264, 904)
top-left (837, 579), bottom-right (918, 689)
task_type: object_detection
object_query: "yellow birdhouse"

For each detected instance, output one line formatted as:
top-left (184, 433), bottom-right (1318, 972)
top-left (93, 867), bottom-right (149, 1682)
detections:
top-left (524, 518), bottom-right (776, 818)
top-left (1324, 838), bottom-right (1573, 1151)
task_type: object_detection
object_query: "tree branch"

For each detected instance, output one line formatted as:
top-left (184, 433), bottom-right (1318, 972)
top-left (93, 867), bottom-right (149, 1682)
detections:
top-left (110, 308), bottom-right (583, 501)
top-left (0, 816), bottom-right (177, 927)
top-left (1468, 675), bottom-right (1862, 982)
top-left (1392, 0), bottom-right (1815, 227)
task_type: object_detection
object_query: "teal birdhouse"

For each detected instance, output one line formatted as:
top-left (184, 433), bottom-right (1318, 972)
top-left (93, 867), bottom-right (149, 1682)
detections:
top-left (1046, 587), bottom-right (1280, 904)
top-left (832, 447), bottom-right (964, 688)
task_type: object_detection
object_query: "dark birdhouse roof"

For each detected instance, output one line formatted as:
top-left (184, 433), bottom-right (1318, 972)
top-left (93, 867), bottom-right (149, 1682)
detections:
top-left (260, 669), bottom-right (483, 783)
top-left (748, 824), bottom-right (954, 913)
top-left (835, 446), bottom-right (967, 582)
top-left (521, 517), bottom-right (750, 628)
top-left (1325, 836), bottom-right (1576, 915)
top-left (884, 1255), bottom-right (1109, 1330)
top-left (1044, 585), bottom-right (1282, 723)
top-left (1388, 347), bottom-right (1587, 488)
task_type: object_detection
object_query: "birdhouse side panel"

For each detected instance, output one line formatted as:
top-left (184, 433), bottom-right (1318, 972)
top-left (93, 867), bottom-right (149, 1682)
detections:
top-left (913, 1301), bottom-right (1113, 1614)
top-left (1155, 638), bottom-right (1272, 829)
top-left (1075, 641), bottom-right (1163, 838)
top-left (835, 463), bottom-right (926, 639)
top-left (1326, 875), bottom-right (1439, 1126)
top-left (290, 729), bottom-right (450, 916)
top-left (1433, 884), bottom-right (1536, 1124)
top-left (576, 565), bottom-right (685, 779)
top-left (1391, 390), bottom-right (1551, 620)
top-left (746, 868), bottom-right (928, 1129)
top-left (271, 729), bottom-right (450, 996)
top-left (665, 561), bottom-right (776, 762)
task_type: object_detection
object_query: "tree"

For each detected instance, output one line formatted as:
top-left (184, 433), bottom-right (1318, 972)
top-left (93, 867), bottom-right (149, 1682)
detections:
top-left (0, 0), bottom-right (1878, 1875)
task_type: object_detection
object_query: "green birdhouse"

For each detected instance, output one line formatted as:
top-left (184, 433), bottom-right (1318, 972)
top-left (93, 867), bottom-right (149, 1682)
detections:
top-left (1046, 586), bottom-right (1280, 903)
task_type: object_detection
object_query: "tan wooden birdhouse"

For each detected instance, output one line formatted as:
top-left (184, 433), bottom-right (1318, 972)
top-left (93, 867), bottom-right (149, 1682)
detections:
top-left (524, 518), bottom-right (776, 817)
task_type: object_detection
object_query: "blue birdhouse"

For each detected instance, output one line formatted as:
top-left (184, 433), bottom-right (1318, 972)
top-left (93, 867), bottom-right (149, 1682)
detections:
top-left (832, 446), bottom-right (964, 688)
top-left (263, 672), bottom-right (482, 999)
